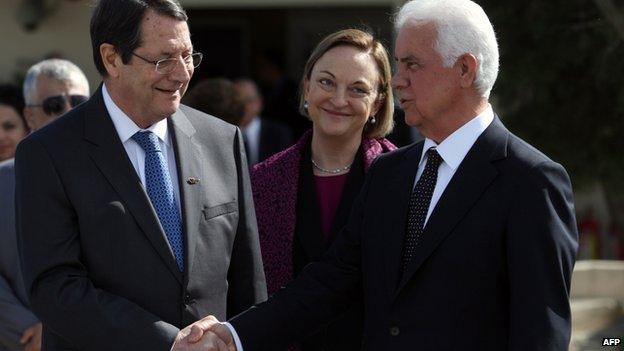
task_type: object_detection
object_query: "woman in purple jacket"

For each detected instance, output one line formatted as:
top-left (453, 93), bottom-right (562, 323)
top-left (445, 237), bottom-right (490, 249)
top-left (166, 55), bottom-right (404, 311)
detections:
top-left (251, 29), bottom-right (396, 351)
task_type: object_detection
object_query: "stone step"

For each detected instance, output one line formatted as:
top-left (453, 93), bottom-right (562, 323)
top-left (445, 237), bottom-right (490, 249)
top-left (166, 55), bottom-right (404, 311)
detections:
top-left (569, 260), bottom-right (624, 351)
top-left (571, 260), bottom-right (624, 300)
top-left (571, 298), bottom-right (621, 338)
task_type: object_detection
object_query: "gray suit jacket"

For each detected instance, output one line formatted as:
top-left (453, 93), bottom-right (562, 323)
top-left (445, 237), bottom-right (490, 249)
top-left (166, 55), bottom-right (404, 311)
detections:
top-left (0, 159), bottom-right (39, 351)
top-left (15, 87), bottom-right (267, 351)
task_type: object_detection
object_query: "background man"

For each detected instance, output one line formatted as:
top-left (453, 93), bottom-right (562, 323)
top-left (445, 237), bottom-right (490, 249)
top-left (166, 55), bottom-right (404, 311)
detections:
top-left (0, 58), bottom-right (89, 351)
top-left (187, 0), bottom-right (578, 350)
top-left (14, 0), bottom-right (266, 350)
top-left (233, 78), bottom-right (293, 166)
top-left (182, 78), bottom-right (246, 127)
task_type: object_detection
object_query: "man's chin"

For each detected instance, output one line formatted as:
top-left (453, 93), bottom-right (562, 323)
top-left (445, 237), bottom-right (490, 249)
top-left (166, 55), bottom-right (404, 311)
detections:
top-left (404, 114), bottom-right (422, 128)
top-left (161, 102), bottom-right (180, 117)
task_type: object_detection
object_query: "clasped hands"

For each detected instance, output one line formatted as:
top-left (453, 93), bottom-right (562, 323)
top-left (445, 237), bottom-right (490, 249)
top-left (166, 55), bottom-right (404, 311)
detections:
top-left (173, 316), bottom-right (236, 351)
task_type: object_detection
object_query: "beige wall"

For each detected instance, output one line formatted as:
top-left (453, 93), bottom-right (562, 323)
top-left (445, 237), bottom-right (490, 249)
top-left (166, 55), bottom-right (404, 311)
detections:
top-left (181, 0), bottom-right (403, 7)
top-left (0, 0), bottom-right (405, 90)
top-left (0, 0), bottom-right (100, 90)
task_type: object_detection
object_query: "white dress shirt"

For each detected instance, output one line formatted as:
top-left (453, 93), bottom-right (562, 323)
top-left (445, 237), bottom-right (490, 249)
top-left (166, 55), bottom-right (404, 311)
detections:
top-left (224, 106), bottom-right (495, 350)
top-left (416, 105), bottom-right (494, 225)
top-left (102, 84), bottom-right (181, 213)
top-left (241, 117), bottom-right (261, 166)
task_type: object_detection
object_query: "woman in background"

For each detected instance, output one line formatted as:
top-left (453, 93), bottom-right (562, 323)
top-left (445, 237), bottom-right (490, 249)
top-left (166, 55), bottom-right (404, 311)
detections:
top-left (251, 29), bottom-right (396, 351)
top-left (0, 84), bottom-right (28, 162)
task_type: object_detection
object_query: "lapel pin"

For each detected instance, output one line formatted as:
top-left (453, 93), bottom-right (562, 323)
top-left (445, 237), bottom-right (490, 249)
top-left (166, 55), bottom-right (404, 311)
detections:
top-left (186, 177), bottom-right (200, 185)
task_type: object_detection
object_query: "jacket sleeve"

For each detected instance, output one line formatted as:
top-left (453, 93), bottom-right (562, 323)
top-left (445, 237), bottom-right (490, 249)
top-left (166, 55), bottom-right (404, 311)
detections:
top-left (0, 274), bottom-right (39, 351)
top-left (228, 154), bottom-right (380, 351)
top-left (506, 160), bottom-right (578, 350)
top-left (226, 128), bottom-right (268, 317)
top-left (15, 137), bottom-right (179, 351)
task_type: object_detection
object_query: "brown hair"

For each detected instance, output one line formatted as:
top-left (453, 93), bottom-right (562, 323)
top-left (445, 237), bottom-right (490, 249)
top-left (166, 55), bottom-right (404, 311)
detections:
top-left (299, 29), bottom-right (394, 138)
top-left (183, 78), bottom-right (245, 125)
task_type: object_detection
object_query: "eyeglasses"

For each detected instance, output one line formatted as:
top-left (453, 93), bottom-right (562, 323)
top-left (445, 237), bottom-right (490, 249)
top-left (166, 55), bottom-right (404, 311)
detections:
top-left (27, 95), bottom-right (89, 116)
top-left (132, 52), bottom-right (203, 74)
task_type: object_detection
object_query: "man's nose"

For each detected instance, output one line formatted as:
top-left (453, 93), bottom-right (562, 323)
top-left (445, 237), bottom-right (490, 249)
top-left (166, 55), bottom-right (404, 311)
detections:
top-left (169, 58), bottom-right (192, 82)
top-left (61, 99), bottom-right (72, 114)
top-left (391, 73), bottom-right (408, 90)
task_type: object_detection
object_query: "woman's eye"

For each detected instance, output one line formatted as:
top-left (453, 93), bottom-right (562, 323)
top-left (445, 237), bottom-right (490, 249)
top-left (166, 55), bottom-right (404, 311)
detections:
top-left (2, 123), bottom-right (16, 131)
top-left (319, 78), bottom-right (333, 86)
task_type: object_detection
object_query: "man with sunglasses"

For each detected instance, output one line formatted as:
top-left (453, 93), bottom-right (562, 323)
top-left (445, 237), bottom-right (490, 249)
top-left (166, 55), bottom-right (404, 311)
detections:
top-left (13, 1), bottom-right (266, 350)
top-left (0, 58), bottom-right (89, 351)
top-left (23, 59), bottom-right (90, 131)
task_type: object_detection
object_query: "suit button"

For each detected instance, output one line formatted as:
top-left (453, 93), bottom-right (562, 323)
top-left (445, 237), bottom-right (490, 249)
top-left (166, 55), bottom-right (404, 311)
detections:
top-left (183, 293), bottom-right (191, 304)
top-left (389, 326), bottom-right (400, 336)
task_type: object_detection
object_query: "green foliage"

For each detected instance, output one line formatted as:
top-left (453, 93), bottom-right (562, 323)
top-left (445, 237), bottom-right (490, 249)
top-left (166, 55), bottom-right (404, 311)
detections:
top-left (480, 0), bottom-right (624, 189)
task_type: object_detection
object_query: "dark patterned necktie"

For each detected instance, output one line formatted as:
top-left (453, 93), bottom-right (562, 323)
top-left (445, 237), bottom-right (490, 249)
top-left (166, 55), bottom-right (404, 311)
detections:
top-left (132, 131), bottom-right (185, 272)
top-left (401, 148), bottom-right (443, 273)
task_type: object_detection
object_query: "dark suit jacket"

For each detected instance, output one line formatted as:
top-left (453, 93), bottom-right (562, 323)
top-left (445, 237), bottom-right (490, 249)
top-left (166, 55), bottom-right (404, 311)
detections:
top-left (0, 159), bottom-right (39, 351)
top-left (230, 117), bottom-right (578, 351)
top-left (14, 87), bottom-right (267, 351)
top-left (251, 131), bottom-right (395, 351)
top-left (257, 118), bottom-right (293, 164)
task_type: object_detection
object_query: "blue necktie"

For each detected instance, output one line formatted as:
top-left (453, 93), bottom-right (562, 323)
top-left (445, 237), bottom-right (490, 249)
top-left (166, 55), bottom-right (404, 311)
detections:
top-left (132, 131), bottom-right (184, 272)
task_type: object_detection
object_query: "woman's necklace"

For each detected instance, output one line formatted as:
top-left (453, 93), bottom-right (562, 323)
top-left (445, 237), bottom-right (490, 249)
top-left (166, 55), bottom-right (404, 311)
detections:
top-left (311, 158), bottom-right (352, 174)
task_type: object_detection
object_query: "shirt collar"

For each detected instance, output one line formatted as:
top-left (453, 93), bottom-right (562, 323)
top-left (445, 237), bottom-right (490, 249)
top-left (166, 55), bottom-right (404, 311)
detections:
top-left (419, 105), bottom-right (494, 170)
top-left (102, 83), bottom-right (170, 146)
top-left (242, 116), bottom-right (261, 136)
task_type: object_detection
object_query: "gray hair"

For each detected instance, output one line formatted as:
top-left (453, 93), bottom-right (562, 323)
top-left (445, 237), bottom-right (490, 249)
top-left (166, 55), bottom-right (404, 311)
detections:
top-left (23, 59), bottom-right (90, 105)
top-left (394, 0), bottom-right (499, 98)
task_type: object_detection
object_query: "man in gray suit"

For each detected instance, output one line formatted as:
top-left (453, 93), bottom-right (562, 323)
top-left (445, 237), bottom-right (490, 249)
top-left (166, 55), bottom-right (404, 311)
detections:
top-left (14, 0), bottom-right (266, 350)
top-left (0, 58), bottom-right (89, 351)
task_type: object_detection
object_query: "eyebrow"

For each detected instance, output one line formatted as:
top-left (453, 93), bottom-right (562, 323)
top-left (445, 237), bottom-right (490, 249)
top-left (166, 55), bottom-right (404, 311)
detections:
top-left (395, 54), bottom-right (418, 62)
top-left (318, 70), bottom-right (373, 87)
top-left (159, 46), bottom-right (194, 57)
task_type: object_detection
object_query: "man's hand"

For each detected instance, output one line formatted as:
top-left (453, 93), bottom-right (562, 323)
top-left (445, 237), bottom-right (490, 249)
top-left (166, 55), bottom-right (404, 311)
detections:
top-left (173, 325), bottom-right (230, 351)
top-left (182, 316), bottom-right (236, 351)
top-left (20, 322), bottom-right (42, 351)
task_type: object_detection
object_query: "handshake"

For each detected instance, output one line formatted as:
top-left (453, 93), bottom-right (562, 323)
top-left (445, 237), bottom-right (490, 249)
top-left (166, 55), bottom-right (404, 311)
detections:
top-left (173, 316), bottom-right (237, 351)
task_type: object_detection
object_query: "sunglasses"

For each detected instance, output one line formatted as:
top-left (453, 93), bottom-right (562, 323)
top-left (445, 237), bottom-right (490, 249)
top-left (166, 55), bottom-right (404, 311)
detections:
top-left (28, 95), bottom-right (89, 116)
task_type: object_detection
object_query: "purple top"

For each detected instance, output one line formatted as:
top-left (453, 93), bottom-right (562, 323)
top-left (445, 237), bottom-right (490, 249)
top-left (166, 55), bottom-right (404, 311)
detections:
top-left (251, 130), bottom-right (397, 296)
top-left (314, 173), bottom-right (349, 240)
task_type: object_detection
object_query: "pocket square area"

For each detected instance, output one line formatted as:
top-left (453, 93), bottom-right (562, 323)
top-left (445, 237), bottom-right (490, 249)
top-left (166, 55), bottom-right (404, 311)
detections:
top-left (202, 201), bottom-right (237, 220)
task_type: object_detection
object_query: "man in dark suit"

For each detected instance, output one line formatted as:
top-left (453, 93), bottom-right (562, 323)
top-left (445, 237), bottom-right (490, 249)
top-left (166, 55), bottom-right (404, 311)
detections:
top-left (182, 0), bottom-right (578, 350)
top-left (1, 58), bottom-right (90, 351)
top-left (234, 79), bottom-right (293, 166)
top-left (14, 1), bottom-right (266, 350)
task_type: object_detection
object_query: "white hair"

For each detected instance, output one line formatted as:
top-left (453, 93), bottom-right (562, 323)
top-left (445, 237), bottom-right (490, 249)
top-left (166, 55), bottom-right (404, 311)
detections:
top-left (394, 0), bottom-right (499, 98)
top-left (23, 59), bottom-right (90, 105)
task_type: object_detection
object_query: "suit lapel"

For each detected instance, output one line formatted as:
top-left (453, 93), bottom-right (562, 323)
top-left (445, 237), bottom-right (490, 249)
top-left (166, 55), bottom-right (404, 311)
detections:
top-left (395, 118), bottom-right (508, 294)
top-left (295, 143), bottom-right (325, 261)
top-left (384, 142), bottom-right (423, 299)
top-left (84, 87), bottom-right (183, 284)
top-left (328, 147), bottom-right (365, 244)
top-left (168, 110), bottom-right (203, 283)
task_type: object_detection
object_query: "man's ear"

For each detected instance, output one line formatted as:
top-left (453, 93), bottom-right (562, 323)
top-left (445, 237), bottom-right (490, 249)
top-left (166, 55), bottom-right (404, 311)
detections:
top-left (23, 107), bottom-right (36, 131)
top-left (100, 43), bottom-right (122, 78)
top-left (456, 53), bottom-right (478, 89)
